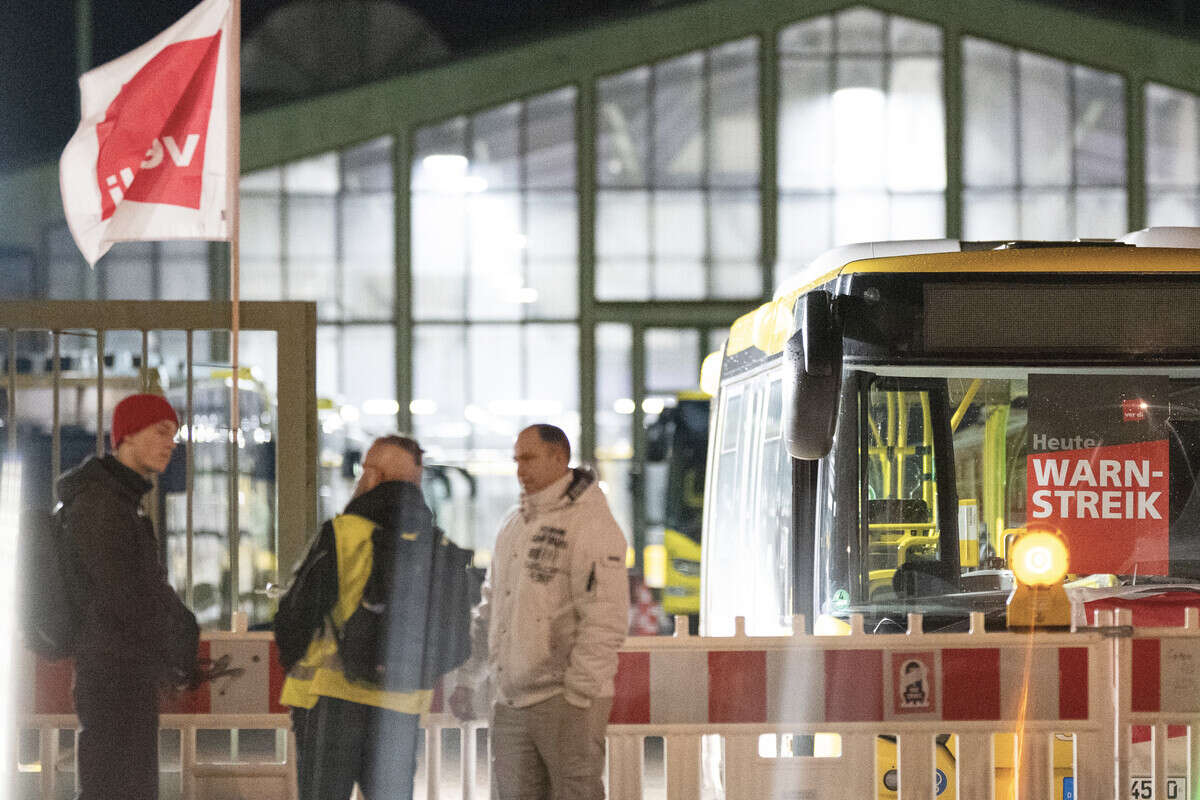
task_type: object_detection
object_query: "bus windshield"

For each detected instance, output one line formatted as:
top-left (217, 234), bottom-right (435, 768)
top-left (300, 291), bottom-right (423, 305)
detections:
top-left (816, 366), bottom-right (1200, 629)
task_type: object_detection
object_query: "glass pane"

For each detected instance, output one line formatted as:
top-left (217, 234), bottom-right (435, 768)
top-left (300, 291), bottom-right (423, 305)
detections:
top-left (646, 329), bottom-right (700, 392)
top-left (241, 193), bottom-right (282, 301)
top-left (101, 242), bottom-right (154, 300)
top-left (287, 196), bottom-right (338, 315)
top-left (1148, 193), bottom-right (1200, 227)
top-left (596, 324), bottom-right (633, 538)
top-left (835, 7), bottom-right (885, 53)
top-left (341, 325), bottom-right (395, 434)
top-left (778, 195), bottom-right (833, 276)
top-left (467, 192), bottom-right (523, 321)
top-left (963, 37), bottom-right (1016, 188)
top-left (1076, 188), bottom-right (1127, 238)
top-left (47, 226), bottom-right (95, 299)
top-left (598, 67), bottom-right (650, 188)
top-left (526, 87), bottom-right (576, 190)
top-left (524, 324), bottom-right (580, 439)
top-left (412, 192), bottom-right (467, 319)
top-left (1018, 52), bottom-right (1071, 187)
top-left (284, 152), bottom-right (338, 194)
top-left (412, 117), bottom-right (467, 192)
top-left (889, 17), bottom-right (941, 54)
top-left (525, 192), bottom-right (578, 318)
top-left (341, 193), bottom-right (394, 320)
top-left (241, 167), bottom-right (281, 192)
top-left (597, 190), bottom-right (650, 300)
top-left (833, 191), bottom-right (889, 244)
top-left (341, 136), bottom-right (392, 192)
top-left (1146, 83), bottom-right (1199, 188)
top-left (653, 260), bottom-right (706, 301)
top-left (779, 16), bottom-right (833, 55)
top-left (779, 60), bottom-right (833, 190)
top-left (412, 325), bottom-right (468, 453)
top-left (833, 59), bottom-right (885, 189)
top-left (890, 193), bottom-right (946, 240)
top-left (316, 325), bottom-right (339, 403)
top-left (709, 38), bottom-right (759, 188)
top-left (654, 52), bottom-right (704, 187)
top-left (1019, 189), bottom-right (1070, 239)
top-left (1073, 66), bottom-right (1125, 186)
top-left (887, 57), bottom-right (945, 192)
top-left (712, 191), bottom-right (760, 298)
top-left (160, 241), bottom-right (210, 301)
top-left (468, 325), bottom-right (522, 451)
top-left (654, 191), bottom-right (705, 261)
top-left (473, 102), bottom-right (521, 191)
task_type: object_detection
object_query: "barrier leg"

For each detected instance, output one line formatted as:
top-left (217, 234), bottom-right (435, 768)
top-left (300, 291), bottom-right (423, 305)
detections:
top-left (285, 727), bottom-right (298, 800)
top-left (1014, 731), bottom-right (1051, 800)
top-left (956, 733), bottom-right (993, 800)
top-left (606, 733), bottom-right (643, 800)
top-left (461, 724), bottom-right (477, 800)
top-left (897, 732), bottom-right (935, 799)
top-left (843, 733), bottom-right (876, 799)
top-left (1073, 731), bottom-right (1115, 800)
top-left (425, 724), bottom-right (442, 800)
top-left (722, 734), bottom-right (760, 800)
top-left (1153, 722), bottom-right (1168, 800)
top-left (180, 725), bottom-right (197, 800)
top-left (664, 733), bottom-right (700, 800)
top-left (39, 726), bottom-right (58, 800)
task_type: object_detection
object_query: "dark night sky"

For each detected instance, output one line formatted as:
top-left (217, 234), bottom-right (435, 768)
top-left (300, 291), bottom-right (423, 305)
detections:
top-left (1, 0), bottom-right (1198, 174)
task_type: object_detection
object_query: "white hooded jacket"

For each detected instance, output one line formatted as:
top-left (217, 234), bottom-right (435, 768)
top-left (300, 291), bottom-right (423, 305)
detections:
top-left (462, 467), bottom-right (629, 709)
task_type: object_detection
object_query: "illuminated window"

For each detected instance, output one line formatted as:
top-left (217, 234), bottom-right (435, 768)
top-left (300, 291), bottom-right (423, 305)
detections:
top-left (597, 39), bottom-right (761, 300)
top-left (778, 9), bottom-right (945, 281)
top-left (1146, 83), bottom-right (1200, 226)
top-left (963, 38), bottom-right (1126, 239)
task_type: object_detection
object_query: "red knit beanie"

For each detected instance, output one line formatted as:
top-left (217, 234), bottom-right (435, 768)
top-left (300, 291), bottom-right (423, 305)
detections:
top-left (111, 394), bottom-right (179, 450)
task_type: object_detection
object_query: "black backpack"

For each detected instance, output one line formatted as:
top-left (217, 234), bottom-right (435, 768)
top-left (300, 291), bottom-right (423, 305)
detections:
top-left (19, 503), bottom-right (82, 661)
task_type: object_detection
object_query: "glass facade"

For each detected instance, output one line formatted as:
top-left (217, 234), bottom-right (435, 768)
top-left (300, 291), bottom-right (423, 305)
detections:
top-left (597, 39), bottom-right (760, 300)
top-left (962, 38), bottom-right (1127, 239)
top-left (1146, 83), bottom-right (1200, 226)
top-left (410, 88), bottom-right (580, 552)
top-left (777, 9), bottom-right (945, 279)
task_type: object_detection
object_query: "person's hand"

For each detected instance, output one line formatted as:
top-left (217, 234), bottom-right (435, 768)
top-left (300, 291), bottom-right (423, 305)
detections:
top-left (449, 685), bottom-right (476, 720)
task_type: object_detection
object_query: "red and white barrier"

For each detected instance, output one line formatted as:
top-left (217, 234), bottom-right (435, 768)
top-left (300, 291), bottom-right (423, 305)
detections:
top-left (18, 608), bottom-right (1200, 800)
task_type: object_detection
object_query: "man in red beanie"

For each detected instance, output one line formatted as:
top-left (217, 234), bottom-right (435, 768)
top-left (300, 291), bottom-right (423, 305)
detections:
top-left (57, 392), bottom-right (199, 800)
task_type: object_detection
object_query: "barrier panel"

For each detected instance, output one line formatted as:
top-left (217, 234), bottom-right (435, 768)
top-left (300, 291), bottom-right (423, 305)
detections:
top-left (33, 610), bottom-right (1200, 800)
top-left (1113, 606), bottom-right (1200, 800)
top-left (607, 614), bottom-right (1115, 800)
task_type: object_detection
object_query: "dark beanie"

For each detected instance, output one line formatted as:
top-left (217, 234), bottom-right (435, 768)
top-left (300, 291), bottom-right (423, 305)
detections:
top-left (111, 393), bottom-right (179, 449)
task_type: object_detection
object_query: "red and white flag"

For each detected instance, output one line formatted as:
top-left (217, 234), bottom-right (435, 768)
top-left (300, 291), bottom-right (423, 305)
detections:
top-left (60, 0), bottom-right (234, 266)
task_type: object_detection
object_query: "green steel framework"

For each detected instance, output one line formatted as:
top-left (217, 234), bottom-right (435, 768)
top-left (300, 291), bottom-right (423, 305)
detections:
top-left (3, 0), bottom-right (1200, 496)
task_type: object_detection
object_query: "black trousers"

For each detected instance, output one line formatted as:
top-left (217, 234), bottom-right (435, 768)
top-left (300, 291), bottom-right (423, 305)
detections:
top-left (74, 667), bottom-right (159, 800)
top-left (293, 696), bottom-right (420, 800)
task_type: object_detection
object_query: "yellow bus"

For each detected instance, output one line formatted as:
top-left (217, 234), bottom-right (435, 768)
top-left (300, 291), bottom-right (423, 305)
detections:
top-left (699, 229), bottom-right (1200, 798)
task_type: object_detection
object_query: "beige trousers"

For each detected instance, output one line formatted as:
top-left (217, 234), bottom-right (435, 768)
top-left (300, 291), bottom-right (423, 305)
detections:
top-left (491, 693), bottom-right (613, 800)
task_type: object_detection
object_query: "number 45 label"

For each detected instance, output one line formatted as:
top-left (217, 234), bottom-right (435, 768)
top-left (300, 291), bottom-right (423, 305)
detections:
top-left (1130, 777), bottom-right (1186, 799)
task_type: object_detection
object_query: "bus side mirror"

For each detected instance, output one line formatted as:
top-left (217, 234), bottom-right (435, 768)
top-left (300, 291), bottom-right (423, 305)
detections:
top-left (783, 291), bottom-right (842, 460)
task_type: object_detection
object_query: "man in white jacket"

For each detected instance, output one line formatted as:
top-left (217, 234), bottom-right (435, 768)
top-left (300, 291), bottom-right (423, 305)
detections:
top-left (450, 424), bottom-right (629, 800)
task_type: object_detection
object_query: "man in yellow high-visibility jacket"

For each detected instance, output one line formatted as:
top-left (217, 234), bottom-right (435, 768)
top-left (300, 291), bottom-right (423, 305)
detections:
top-left (278, 435), bottom-right (433, 800)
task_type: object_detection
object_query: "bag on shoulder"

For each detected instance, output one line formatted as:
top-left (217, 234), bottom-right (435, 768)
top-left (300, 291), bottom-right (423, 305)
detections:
top-left (274, 520), bottom-right (337, 672)
top-left (19, 504), bottom-right (82, 661)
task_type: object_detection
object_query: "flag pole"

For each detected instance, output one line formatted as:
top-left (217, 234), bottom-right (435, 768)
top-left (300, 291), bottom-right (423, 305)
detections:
top-left (226, 0), bottom-right (243, 629)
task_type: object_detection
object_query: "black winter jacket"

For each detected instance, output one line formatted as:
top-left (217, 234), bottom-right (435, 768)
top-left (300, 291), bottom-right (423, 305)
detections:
top-left (58, 455), bottom-right (197, 681)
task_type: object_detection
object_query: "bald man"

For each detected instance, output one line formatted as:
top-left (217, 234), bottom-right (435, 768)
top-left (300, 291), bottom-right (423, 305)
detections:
top-left (276, 435), bottom-right (435, 800)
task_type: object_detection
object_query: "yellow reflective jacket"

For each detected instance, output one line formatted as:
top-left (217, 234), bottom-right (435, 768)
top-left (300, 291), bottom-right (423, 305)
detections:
top-left (279, 512), bottom-right (432, 714)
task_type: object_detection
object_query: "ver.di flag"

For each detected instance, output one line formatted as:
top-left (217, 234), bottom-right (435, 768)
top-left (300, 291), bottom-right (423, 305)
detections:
top-left (60, 0), bottom-right (233, 266)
